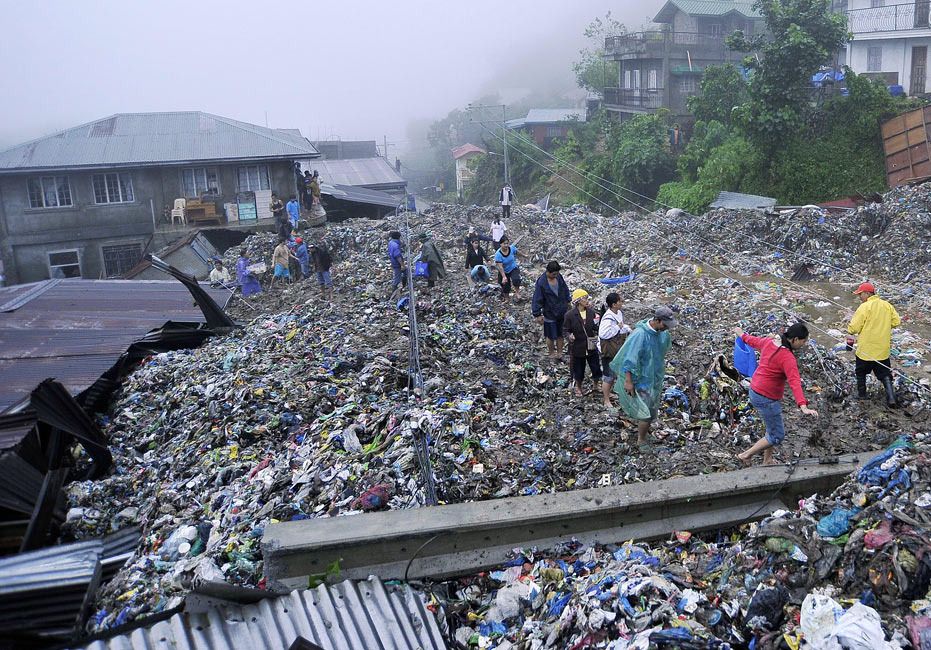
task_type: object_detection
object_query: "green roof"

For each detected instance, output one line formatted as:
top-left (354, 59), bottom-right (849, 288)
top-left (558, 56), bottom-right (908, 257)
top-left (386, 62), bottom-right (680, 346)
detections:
top-left (654, 0), bottom-right (762, 22)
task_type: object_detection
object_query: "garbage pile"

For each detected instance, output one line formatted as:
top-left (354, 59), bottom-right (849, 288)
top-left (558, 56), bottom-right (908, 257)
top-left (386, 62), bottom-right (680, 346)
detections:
top-left (437, 436), bottom-right (931, 649)
top-left (666, 182), bottom-right (931, 312)
top-left (63, 202), bottom-right (930, 631)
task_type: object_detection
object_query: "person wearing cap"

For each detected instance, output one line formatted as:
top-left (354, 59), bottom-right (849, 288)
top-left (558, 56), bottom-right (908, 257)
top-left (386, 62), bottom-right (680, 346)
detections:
top-left (388, 231), bottom-right (405, 299)
top-left (208, 258), bottom-right (231, 285)
top-left (611, 307), bottom-right (676, 445)
top-left (493, 236), bottom-right (522, 302)
top-left (847, 282), bottom-right (901, 407)
top-left (294, 237), bottom-right (310, 279)
top-left (563, 289), bottom-right (602, 397)
top-left (532, 261), bottom-right (571, 357)
top-left (734, 323), bottom-right (819, 466)
top-left (418, 233), bottom-right (446, 289)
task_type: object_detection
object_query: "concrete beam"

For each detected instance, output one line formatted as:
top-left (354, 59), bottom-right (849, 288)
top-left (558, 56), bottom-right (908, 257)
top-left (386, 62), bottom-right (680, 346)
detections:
top-left (263, 453), bottom-right (869, 587)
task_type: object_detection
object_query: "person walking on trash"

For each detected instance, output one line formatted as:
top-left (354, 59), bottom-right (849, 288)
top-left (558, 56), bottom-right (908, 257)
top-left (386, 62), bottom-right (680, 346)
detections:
top-left (418, 232), bottom-right (446, 289)
top-left (235, 249), bottom-right (262, 296)
top-left (598, 292), bottom-right (631, 409)
top-left (611, 306), bottom-right (675, 446)
top-left (490, 215), bottom-right (507, 248)
top-left (531, 261), bottom-right (571, 358)
top-left (388, 231), bottom-right (406, 299)
top-left (846, 282), bottom-right (901, 407)
top-left (499, 184), bottom-right (514, 220)
top-left (493, 235), bottom-right (522, 302)
top-left (270, 237), bottom-right (298, 289)
top-left (735, 322), bottom-right (819, 466)
top-left (563, 289), bottom-right (602, 397)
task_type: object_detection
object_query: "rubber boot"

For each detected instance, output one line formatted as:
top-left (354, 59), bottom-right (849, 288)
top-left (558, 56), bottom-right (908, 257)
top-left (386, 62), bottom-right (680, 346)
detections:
top-left (856, 375), bottom-right (868, 400)
top-left (882, 376), bottom-right (898, 408)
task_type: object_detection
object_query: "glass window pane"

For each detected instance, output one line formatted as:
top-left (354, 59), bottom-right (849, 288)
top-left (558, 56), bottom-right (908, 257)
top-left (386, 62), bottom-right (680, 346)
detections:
top-left (28, 179), bottom-right (43, 207)
top-left (260, 165), bottom-right (270, 190)
top-left (182, 169), bottom-right (195, 197)
top-left (56, 177), bottom-right (72, 206)
top-left (93, 175), bottom-right (107, 203)
top-left (49, 251), bottom-right (78, 265)
top-left (206, 168), bottom-right (219, 193)
top-left (120, 174), bottom-right (133, 202)
top-left (43, 178), bottom-right (59, 207)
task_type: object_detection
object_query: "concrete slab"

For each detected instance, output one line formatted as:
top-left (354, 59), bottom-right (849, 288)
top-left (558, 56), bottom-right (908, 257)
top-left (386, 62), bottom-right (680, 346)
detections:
top-left (263, 453), bottom-right (870, 586)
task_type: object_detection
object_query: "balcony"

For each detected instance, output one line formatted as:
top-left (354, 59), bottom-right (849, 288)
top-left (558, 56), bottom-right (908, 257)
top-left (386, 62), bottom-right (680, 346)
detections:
top-left (604, 87), bottom-right (666, 110)
top-left (604, 31), bottom-right (732, 59)
top-left (848, 2), bottom-right (931, 33)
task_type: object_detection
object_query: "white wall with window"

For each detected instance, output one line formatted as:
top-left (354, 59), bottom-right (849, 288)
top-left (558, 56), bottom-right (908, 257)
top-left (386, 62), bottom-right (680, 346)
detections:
top-left (27, 176), bottom-right (72, 208)
top-left (848, 37), bottom-right (926, 89)
top-left (101, 243), bottom-right (143, 277)
top-left (181, 167), bottom-right (219, 197)
top-left (237, 165), bottom-right (270, 191)
top-left (93, 172), bottom-right (134, 204)
top-left (48, 250), bottom-right (81, 278)
top-left (867, 45), bottom-right (884, 70)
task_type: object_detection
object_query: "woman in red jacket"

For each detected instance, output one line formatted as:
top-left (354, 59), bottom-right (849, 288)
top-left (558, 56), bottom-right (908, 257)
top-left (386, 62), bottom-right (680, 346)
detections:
top-left (735, 322), bottom-right (819, 466)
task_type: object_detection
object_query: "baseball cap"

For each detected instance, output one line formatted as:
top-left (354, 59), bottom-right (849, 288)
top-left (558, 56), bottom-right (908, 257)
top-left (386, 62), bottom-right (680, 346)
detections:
top-left (655, 306), bottom-right (677, 329)
top-left (853, 282), bottom-right (875, 295)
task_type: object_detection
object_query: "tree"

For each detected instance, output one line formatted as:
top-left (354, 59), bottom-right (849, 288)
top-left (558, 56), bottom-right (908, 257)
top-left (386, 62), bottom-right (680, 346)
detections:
top-left (686, 65), bottom-right (750, 127)
top-left (572, 12), bottom-right (625, 94)
top-left (728, 0), bottom-right (849, 154)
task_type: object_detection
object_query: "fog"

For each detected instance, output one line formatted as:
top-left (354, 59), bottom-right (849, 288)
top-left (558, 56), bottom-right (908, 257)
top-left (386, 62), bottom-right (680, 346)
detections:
top-left (0, 0), bottom-right (664, 153)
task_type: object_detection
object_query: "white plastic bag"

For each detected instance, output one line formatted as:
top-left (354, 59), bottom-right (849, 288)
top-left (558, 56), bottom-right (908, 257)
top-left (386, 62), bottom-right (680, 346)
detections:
top-left (800, 593), bottom-right (843, 646)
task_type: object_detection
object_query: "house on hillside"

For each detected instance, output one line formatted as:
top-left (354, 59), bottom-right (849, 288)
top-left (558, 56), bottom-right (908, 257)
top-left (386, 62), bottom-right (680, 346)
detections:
top-left (505, 109), bottom-right (586, 148)
top-left (451, 143), bottom-right (486, 200)
top-left (846, 0), bottom-right (931, 96)
top-left (0, 112), bottom-right (319, 285)
top-left (299, 157), bottom-right (408, 197)
top-left (602, 0), bottom-right (763, 120)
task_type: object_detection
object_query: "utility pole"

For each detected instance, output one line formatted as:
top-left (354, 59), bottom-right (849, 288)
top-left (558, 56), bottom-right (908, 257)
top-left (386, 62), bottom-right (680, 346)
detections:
top-left (502, 105), bottom-right (509, 186)
top-left (384, 135), bottom-right (389, 162)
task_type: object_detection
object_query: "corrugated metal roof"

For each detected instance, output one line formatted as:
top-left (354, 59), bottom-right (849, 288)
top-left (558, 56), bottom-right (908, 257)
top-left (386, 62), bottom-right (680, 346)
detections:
top-left (321, 183), bottom-right (401, 209)
top-left (297, 157), bottom-right (407, 190)
top-left (77, 577), bottom-right (445, 650)
top-left (709, 191), bottom-right (777, 210)
top-left (0, 279), bottom-right (230, 414)
top-left (451, 144), bottom-right (486, 160)
top-left (0, 112), bottom-right (320, 172)
top-left (655, 0), bottom-right (761, 21)
top-left (523, 109), bottom-right (586, 124)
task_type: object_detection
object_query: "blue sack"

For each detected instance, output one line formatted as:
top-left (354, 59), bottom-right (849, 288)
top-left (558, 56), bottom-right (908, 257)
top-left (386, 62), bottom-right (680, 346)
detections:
top-left (414, 261), bottom-right (429, 278)
top-left (734, 337), bottom-right (758, 377)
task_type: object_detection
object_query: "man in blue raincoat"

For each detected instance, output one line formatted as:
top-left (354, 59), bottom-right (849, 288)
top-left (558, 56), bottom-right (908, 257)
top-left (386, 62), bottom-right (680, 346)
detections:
top-left (610, 306), bottom-right (675, 445)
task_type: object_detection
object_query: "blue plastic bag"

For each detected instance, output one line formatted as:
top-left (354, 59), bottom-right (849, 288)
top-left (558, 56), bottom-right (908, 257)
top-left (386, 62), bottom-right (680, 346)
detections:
top-left (816, 507), bottom-right (860, 538)
top-left (734, 337), bottom-right (758, 378)
top-left (414, 261), bottom-right (429, 278)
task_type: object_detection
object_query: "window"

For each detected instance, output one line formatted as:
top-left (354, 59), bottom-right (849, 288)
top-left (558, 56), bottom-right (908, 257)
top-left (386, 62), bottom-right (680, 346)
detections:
top-left (545, 126), bottom-right (563, 138)
top-left (237, 165), bottom-right (270, 191)
top-left (710, 23), bottom-right (723, 36)
top-left (632, 69), bottom-right (641, 89)
top-left (101, 243), bottom-right (142, 277)
top-left (48, 250), bottom-right (81, 278)
top-left (93, 173), bottom-right (134, 204)
top-left (27, 176), bottom-right (72, 208)
top-left (624, 70), bottom-right (631, 88)
top-left (181, 167), bottom-right (219, 197)
top-left (870, 0), bottom-right (884, 7)
top-left (868, 46), bottom-right (883, 72)
top-left (648, 69), bottom-right (659, 89)
top-left (679, 77), bottom-right (698, 93)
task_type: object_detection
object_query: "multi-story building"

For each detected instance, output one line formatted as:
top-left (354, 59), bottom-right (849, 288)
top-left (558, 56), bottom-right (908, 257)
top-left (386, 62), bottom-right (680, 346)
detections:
top-left (603, 0), bottom-right (763, 120)
top-left (846, 0), bottom-right (931, 95)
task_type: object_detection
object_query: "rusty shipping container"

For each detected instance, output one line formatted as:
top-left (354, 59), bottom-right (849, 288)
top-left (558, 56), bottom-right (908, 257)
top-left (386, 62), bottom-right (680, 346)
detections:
top-left (881, 105), bottom-right (931, 187)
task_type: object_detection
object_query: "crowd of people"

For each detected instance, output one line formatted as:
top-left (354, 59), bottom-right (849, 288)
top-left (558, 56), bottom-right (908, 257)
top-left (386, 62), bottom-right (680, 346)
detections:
top-left (385, 196), bottom-right (904, 463)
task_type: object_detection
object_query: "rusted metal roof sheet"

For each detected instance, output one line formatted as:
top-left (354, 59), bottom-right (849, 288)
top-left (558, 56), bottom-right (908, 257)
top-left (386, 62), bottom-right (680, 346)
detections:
top-left (76, 577), bottom-right (445, 650)
top-left (0, 112), bottom-right (320, 172)
top-left (0, 279), bottom-right (230, 414)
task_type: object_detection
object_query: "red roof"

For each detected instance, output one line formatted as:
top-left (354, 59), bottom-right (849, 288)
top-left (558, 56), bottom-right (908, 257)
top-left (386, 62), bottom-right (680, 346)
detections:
top-left (451, 144), bottom-right (486, 160)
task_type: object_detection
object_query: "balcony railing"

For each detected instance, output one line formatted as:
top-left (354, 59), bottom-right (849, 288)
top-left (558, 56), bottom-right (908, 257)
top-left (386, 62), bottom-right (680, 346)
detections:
top-left (848, 2), bottom-right (931, 33)
top-left (604, 87), bottom-right (665, 109)
top-left (604, 31), bottom-right (731, 57)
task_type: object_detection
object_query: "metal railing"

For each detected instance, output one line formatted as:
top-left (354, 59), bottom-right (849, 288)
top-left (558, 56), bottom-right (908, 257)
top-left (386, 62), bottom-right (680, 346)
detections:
top-left (848, 1), bottom-right (931, 32)
top-left (605, 31), bottom-right (731, 56)
top-left (604, 87), bottom-right (665, 109)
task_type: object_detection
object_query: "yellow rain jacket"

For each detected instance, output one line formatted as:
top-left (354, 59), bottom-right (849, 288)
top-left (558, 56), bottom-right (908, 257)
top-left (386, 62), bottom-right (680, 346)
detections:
top-left (848, 295), bottom-right (900, 362)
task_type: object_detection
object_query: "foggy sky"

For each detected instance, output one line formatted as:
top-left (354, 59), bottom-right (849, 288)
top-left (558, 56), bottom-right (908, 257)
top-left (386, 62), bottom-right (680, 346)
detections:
top-left (0, 0), bottom-right (664, 154)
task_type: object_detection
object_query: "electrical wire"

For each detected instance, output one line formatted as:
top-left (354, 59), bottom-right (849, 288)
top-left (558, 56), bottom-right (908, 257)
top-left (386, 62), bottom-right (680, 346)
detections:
top-left (475, 120), bottom-right (931, 397)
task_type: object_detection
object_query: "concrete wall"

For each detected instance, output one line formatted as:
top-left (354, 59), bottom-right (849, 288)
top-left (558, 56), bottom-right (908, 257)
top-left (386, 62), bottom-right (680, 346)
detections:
top-left (848, 36), bottom-right (931, 93)
top-left (0, 160), bottom-right (296, 284)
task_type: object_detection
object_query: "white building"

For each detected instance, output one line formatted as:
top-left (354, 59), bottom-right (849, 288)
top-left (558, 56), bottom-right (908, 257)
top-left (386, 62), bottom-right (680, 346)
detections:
top-left (847, 0), bottom-right (931, 95)
top-left (451, 144), bottom-right (486, 200)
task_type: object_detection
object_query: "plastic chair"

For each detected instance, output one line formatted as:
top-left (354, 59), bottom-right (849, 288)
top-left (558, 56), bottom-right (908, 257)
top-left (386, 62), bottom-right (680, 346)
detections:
top-left (171, 198), bottom-right (186, 225)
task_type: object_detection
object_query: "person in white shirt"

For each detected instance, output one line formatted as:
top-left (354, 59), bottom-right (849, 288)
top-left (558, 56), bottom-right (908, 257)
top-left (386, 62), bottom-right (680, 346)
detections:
top-left (490, 216), bottom-right (507, 247)
top-left (209, 259), bottom-right (232, 285)
top-left (499, 184), bottom-right (514, 219)
top-left (598, 292), bottom-right (632, 408)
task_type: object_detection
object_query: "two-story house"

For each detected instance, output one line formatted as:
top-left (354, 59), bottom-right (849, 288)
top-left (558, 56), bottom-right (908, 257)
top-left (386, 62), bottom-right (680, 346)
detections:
top-left (0, 112), bottom-right (319, 285)
top-left (603, 0), bottom-right (763, 120)
top-left (846, 0), bottom-right (931, 95)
